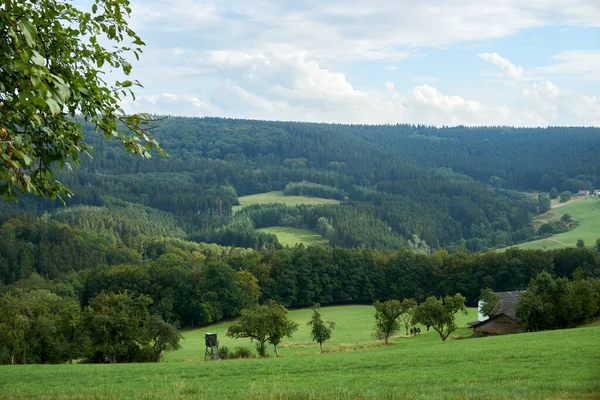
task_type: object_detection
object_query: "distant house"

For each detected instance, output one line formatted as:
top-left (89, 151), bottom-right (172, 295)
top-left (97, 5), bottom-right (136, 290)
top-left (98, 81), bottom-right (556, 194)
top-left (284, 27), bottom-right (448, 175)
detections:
top-left (577, 190), bottom-right (590, 196)
top-left (468, 291), bottom-right (525, 337)
top-left (594, 189), bottom-right (600, 198)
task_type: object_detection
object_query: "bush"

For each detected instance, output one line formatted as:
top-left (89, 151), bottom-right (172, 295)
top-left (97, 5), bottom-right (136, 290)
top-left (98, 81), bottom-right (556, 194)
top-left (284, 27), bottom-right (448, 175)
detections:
top-left (218, 346), bottom-right (231, 360)
top-left (217, 346), bottom-right (254, 360)
top-left (232, 347), bottom-right (254, 359)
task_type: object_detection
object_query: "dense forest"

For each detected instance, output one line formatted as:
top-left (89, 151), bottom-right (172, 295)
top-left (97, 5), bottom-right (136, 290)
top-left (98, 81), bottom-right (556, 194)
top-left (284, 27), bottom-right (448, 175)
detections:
top-left (1, 215), bottom-right (599, 327)
top-left (4, 118), bottom-right (598, 252)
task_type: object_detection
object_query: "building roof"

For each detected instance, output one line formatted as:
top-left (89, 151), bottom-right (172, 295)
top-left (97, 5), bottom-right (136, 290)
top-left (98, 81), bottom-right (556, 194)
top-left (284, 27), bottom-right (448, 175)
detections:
top-left (470, 313), bottom-right (521, 329)
top-left (491, 291), bottom-right (523, 322)
top-left (577, 190), bottom-right (589, 195)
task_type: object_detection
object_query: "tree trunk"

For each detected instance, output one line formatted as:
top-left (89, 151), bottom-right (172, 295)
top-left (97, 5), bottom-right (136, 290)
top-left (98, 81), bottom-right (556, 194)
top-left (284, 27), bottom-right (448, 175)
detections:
top-left (111, 354), bottom-right (117, 364)
top-left (384, 335), bottom-right (389, 345)
top-left (274, 345), bottom-right (279, 357)
top-left (319, 342), bottom-right (323, 353)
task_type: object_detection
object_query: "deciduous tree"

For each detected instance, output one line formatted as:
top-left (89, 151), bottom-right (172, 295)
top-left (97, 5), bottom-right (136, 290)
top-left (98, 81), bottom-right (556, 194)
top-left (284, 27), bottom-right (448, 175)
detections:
top-left (226, 301), bottom-right (297, 357)
top-left (307, 304), bottom-right (336, 353)
top-left (0, 0), bottom-right (161, 200)
top-left (374, 300), bottom-right (403, 344)
top-left (412, 294), bottom-right (467, 342)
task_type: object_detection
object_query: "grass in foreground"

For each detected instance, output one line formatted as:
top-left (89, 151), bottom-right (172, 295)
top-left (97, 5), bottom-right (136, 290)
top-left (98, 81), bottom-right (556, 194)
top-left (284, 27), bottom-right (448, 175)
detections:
top-left (233, 191), bottom-right (341, 212)
top-left (256, 226), bottom-right (328, 247)
top-left (1, 326), bottom-right (598, 399)
top-left (513, 197), bottom-right (600, 250)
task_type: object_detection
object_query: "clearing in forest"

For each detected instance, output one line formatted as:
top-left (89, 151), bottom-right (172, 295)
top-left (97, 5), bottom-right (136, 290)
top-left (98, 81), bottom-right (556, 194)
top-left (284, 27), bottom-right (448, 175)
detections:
top-left (515, 197), bottom-right (600, 250)
top-left (233, 191), bottom-right (341, 212)
top-left (256, 226), bottom-right (328, 247)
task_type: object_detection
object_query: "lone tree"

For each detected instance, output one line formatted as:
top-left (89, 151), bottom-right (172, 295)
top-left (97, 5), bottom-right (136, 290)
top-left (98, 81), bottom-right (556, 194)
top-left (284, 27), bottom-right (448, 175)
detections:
top-left (577, 239), bottom-right (585, 248)
top-left (478, 288), bottom-right (500, 318)
top-left (559, 191), bottom-right (572, 203)
top-left (307, 304), bottom-right (336, 353)
top-left (596, 238), bottom-right (600, 253)
top-left (412, 294), bottom-right (467, 342)
top-left (0, 0), bottom-right (161, 200)
top-left (145, 315), bottom-right (182, 362)
top-left (374, 300), bottom-right (403, 344)
top-left (227, 301), bottom-right (298, 357)
top-left (399, 298), bottom-right (417, 336)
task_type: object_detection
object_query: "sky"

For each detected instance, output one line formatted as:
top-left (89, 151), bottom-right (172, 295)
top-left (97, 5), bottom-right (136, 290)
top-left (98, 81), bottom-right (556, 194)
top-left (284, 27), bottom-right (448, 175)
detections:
top-left (113, 0), bottom-right (600, 126)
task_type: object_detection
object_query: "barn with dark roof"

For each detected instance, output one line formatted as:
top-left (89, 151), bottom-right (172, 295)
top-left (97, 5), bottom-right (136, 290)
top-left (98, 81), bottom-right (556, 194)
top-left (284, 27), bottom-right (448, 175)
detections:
top-left (468, 291), bottom-right (525, 337)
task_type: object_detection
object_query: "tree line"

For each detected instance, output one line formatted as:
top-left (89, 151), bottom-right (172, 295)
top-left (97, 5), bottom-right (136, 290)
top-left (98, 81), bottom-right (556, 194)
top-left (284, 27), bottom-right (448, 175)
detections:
top-left (1, 216), bottom-right (599, 330)
top-left (5, 117), bottom-right (596, 252)
top-left (0, 289), bottom-right (180, 365)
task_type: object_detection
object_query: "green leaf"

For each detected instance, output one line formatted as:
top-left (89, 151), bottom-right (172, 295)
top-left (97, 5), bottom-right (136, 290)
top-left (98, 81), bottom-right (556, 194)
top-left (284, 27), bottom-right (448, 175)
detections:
top-left (19, 20), bottom-right (37, 47)
top-left (31, 51), bottom-right (46, 66)
top-left (46, 98), bottom-right (61, 115)
top-left (92, 4), bottom-right (98, 13)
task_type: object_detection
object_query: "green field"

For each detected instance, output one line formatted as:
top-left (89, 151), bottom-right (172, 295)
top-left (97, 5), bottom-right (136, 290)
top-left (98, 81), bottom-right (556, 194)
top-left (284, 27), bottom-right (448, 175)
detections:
top-left (233, 191), bottom-right (341, 212)
top-left (167, 305), bottom-right (474, 361)
top-left (514, 197), bottom-right (600, 250)
top-left (256, 226), bottom-right (328, 247)
top-left (1, 305), bottom-right (598, 399)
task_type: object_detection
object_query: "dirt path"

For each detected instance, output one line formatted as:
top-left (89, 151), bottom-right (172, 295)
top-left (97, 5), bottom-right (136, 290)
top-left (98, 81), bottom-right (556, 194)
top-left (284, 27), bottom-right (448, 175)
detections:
top-left (551, 196), bottom-right (585, 210)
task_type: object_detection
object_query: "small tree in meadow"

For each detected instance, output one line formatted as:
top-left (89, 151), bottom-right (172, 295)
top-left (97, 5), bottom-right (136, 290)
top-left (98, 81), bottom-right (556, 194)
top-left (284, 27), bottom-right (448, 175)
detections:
top-left (227, 301), bottom-right (297, 357)
top-left (307, 304), bottom-right (336, 353)
top-left (374, 300), bottom-right (403, 344)
top-left (399, 299), bottom-right (417, 335)
top-left (577, 239), bottom-right (585, 248)
top-left (596, 238), bottom-right (600, 253)
top-left (412, 294), bottom-right (467, 342)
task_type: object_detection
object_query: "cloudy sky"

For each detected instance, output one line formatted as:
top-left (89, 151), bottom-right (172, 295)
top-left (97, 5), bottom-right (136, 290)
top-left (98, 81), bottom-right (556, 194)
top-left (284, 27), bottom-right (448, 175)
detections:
top-left (114, 0), bottom-right (600, 126)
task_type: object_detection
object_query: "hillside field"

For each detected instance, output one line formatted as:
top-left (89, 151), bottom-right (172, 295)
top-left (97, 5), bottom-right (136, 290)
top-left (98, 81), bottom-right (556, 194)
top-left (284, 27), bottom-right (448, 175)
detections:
top-left (514, 197), bottom-right (600, 250)
top-left (0, 304), bottom-right (597, 399)
top-left (167, 305), bottom-right (478, 361)
top-left (233, 191), bottom-right (341, 212)
top-left (256, 226), bottom-right (328, 247)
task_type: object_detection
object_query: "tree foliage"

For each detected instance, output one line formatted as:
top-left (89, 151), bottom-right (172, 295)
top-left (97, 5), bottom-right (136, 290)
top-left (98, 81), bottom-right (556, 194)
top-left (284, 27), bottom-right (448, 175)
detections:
top-left (478, 288), bottom-right (500, 318)
top-left (0, 0), bottom-right (160, 200)
top-left (307, 303), bottom-right (336, 353)
top-left (516, 271), bottom-right (600, 331)
top-left (412, 294), bottom-right (467, 342)
top-left (374, 300), bottom-right (403, 344)
top-left (226, 301), bottom-right (297, 357)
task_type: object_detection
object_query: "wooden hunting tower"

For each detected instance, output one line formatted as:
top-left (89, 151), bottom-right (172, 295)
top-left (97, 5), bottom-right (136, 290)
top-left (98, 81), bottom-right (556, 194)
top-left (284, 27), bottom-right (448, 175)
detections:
top-left (204, 332), bottom-right (219, 360)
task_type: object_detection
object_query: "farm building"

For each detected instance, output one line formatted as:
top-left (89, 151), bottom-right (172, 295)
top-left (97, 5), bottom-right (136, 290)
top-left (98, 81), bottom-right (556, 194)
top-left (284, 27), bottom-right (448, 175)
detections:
top-left (594, 189), bottom-right (600, 198)
top-left (468, 291), bottom-right (525, 337)
top-left (576, 190), bottom-right (590, 196)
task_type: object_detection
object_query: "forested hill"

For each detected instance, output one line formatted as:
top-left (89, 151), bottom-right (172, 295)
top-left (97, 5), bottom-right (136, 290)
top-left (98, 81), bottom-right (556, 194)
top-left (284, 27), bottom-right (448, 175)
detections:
top-left (2, 118), bottom-right (599, 252)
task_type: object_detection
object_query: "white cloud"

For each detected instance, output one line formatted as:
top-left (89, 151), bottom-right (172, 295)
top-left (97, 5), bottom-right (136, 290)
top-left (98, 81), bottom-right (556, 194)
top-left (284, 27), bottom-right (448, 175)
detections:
top-left (479, 52), bottom-right (524, 81)
top-left (411, 76), bottom-right (439, 83)
top-left (528, 50), bottom-right (600, 80)
top-left (116, 1), bottom-right (600, 127)
top-left (131, 0), bottom-right (600, 61)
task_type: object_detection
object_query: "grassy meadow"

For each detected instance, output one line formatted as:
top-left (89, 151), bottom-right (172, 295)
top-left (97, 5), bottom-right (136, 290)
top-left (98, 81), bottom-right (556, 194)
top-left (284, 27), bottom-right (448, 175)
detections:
top-left (166, 305), bottom-right (476, 361)
top-left (256, 226), bottom-right (328, 247)
top-left (514, 197), bottom-right (600, 250)
top-left (1, 304), bottom-right (598, 399)
top-left (233, 191), bottom-right (341, 212)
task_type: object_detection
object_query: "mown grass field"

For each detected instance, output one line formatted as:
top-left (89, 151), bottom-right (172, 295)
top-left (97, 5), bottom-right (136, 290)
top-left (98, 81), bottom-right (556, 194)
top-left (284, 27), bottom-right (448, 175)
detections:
top-left (514, 197), bottom-right (600, 250)
top-left (1, 311), bottom-right (598, 399)
top-left (256, 226), bottom-right (328, 247)
top-left (233, 191), bottom-right (341, 212)
top-left (167, 305), bottom-right (476, 361)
